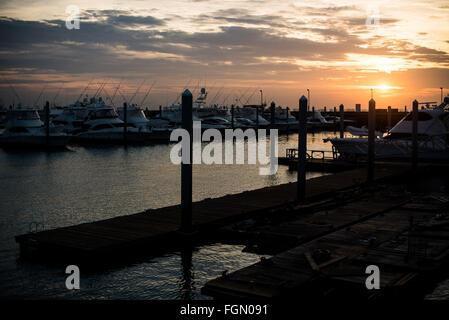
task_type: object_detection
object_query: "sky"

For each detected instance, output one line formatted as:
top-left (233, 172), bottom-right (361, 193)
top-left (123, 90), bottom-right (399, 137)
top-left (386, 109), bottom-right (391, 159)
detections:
top-left (0, 0), bottom-right (448, 110)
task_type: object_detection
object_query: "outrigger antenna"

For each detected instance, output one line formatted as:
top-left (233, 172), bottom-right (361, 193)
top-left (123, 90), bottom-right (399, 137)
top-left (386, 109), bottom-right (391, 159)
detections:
top-left (140, 80), bottom-right (156, 107)
top-left (129, 79), bottom-right (146, 105)
top-left (2, 76), bottom-right (22, 105)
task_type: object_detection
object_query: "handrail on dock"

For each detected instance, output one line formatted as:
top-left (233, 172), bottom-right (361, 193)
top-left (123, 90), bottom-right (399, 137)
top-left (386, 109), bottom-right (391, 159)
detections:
top-left (286, 148), bottom-right (339, 160)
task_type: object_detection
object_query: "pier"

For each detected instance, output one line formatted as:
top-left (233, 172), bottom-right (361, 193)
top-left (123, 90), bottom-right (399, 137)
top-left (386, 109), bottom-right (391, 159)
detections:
top-left (202, 164), bottom-right (449, 300)
top-left (16, 165), bottom-right (407, 266)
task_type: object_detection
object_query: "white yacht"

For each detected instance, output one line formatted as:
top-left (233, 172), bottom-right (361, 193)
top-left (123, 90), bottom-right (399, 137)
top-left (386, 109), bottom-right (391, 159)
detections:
top-left (326, 97), bottom-right (449, 160)
top-left (161, 88), bottom-right (228, 124)
top-left (200, 116), bottom-right (232, 129)
top-left (52, 104), bottom-right (88, 133)
top-left (307, 111), bottom-right (334, 129)
top-left (0, 107), bottom-right (70, 148)
top-left (234, 117), bottom-right (257, 128)
top-left (116, 103), bottom-right (150, 131)
top-left (235, 105), bottom-right (270, 127)
top-left (269, 105), bottom-right (298, 130)
top-left (73, 100), bottom-right (152, 143)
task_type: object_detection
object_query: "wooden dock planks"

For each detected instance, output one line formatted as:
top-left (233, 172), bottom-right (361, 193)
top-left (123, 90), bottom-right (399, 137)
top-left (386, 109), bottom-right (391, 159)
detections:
top-left (202, 187), bottom-right (449, 300)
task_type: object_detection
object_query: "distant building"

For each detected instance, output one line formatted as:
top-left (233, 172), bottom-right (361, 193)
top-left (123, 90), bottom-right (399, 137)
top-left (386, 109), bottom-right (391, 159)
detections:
top-left (355, 104), bottom-right (361, 112)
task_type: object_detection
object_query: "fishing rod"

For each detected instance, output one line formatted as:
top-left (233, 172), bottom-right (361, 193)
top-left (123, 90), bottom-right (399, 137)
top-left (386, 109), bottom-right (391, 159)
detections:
top-left (171, 78), bottom-right (193, 105)
top-left (140, 80), bottom-right (156, 107)
top-left (209, 85), bottom-right (224, 105)
top-left (243, 88), bottom-right (258, 106)
top-left (93, 79), bottom-right (108, 99)
top-left (76, 79), bottom-right (94, 103)
top-left (111, 78), bottom-right (123, 104)
top-left (100, 86), bottom-right (116, 108)
top-left (117, 88), bottom-right (128, 104)
top-left (33, 84), bottom-right (47, 107)
top-left (2, 76), bottom-right (22, 105)
top-left (52, 83), bottom-right (65, 107)
top-left (129, 79), bottom-right (146, 105)
top-left (236, 87), bottom-right (251, 105)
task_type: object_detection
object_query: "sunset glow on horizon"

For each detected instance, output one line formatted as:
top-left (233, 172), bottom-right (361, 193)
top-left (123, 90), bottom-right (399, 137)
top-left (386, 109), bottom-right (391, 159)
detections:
top-left (0, 0), bottom-right (448, 110)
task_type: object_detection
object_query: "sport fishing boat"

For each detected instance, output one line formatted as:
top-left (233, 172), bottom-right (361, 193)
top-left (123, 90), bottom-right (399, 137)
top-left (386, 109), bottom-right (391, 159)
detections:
top-left (72, 99), bottom-right (153, 143)
top-left (268, 104), bottom-right (298, 130)
top-left (116, 103), bottom-right (151, 131)
top-left (326, 97), bottom-right (449, 160)
top-left (307, 111), bottom-right (335, 129)
top-left (200, 116), bottom-right (232, 129)
top-left (161, 88), bottom-right (228, 124)
top-left (0, 107), bottom-right (70, 149)
top-left (234, 105), bottom-right (270, 127)
top-left (52, 104), bottom-right (88, 133)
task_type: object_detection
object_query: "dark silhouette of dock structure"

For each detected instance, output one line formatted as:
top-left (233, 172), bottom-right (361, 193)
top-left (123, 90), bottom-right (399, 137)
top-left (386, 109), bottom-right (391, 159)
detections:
top-left (202, 178), bottom-right (449, 300)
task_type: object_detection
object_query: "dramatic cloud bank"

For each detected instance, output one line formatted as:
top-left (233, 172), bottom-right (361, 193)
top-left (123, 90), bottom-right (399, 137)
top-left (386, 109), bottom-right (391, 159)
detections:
top-left (0, 0), bottom-right (448, 109)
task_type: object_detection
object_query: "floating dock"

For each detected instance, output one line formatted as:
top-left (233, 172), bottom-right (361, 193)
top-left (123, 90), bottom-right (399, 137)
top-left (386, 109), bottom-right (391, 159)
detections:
top-left (202, 176), bottom-right (449, 300)
top-left (16, 165), bottom-right (406, 265)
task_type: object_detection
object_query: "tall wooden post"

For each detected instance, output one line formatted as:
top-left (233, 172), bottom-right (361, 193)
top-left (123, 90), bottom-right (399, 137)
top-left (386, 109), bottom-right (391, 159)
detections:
top-left (412, 100), bottom-right (419, 171)
top-left (123, 102), bottom-right (128, 145)
top-left (256, 105), bottom-right (259, 129)
top-left (367, 98), bottom-right (376, 183)
top-left (44, 101), bottom-right (50, 147)
top-left (181, 89), bottom-right (193, 233)
top-left (339, 104), bottom-right (344, 138)
top-left (297, 95), bottom-right (307, 203)
top-left (387, 106), bottom-right (392, 131)
top-left (270, 101), bottom-right (275, 126)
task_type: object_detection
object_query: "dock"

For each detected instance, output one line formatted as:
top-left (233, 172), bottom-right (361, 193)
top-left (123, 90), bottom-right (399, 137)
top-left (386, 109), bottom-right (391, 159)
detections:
top-left (15, 165), bottom-right (406, 266)
top-left (202, 168), bottom-right (449, 300)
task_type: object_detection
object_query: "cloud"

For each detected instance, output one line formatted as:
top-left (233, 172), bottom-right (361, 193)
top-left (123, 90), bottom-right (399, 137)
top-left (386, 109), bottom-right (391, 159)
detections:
top-left (106, 15), bottom-right (165, 27)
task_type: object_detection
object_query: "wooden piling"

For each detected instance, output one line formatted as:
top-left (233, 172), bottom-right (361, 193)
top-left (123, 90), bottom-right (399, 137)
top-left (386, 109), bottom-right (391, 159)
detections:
top-left (412, 100), bottom-right (418, 171)
top-left (387, 106), bottom-right (392, 131)
top-left (297, 95), bottom-right (307, 203)
top-left (256, 104), bottom-right (259, 129)
top-left (123, 102), bottom-right (128, 144)
top-left (339, 104), bottom-right (344, 138)
top-left (181, 89), bottom-right (193, 233)
top-left (231, 104), bottom-right (235, 129)
top-left (368, 98), bottom-right (376, 183)
top-left (270, 101), bottom-right (275, 126)
top-left (44, 101), bottom-right (50, 147)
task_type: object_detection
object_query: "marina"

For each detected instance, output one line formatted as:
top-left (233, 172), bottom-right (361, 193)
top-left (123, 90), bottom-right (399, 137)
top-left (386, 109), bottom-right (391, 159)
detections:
top-left (1, 90), bottom-right (449, 303)
top-left (1, 0), bottom-right (449, 310)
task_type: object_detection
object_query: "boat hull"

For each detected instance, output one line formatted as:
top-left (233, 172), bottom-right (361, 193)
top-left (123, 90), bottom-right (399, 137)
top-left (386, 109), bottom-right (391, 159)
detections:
top-left (328, 137), bottom-right (449, 160)
top-left (73, 130), bottom-right (172, 144)
top-left (0, 134), bottom-right (70, 149)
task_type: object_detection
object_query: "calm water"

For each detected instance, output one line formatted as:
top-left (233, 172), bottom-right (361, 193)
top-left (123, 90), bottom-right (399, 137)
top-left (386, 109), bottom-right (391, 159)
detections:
top-left (0, 131), bottom-right (447, 299)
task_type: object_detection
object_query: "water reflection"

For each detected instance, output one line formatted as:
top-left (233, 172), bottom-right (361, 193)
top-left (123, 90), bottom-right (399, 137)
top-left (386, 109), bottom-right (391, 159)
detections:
top-left (179, 246), bottom-right (195, 300)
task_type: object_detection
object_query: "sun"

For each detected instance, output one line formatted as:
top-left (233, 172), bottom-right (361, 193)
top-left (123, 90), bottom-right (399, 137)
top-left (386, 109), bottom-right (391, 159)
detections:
top-left (376, 84), bottom-right (393, 91)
